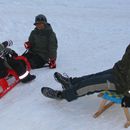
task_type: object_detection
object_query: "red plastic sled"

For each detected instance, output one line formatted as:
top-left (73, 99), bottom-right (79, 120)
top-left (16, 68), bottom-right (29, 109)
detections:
top-left (0, 56), bottom-right (31, 98)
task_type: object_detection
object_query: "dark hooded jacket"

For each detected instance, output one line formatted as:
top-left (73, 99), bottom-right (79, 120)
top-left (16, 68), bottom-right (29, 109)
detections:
top-left (113, 44), bottom-right (130, 96)
top-left (28, 23), bottom-right (58, 61)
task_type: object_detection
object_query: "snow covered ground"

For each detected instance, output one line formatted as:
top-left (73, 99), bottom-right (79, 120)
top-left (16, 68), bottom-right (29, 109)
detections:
top-left (0, 0), bottom-right (130, 130)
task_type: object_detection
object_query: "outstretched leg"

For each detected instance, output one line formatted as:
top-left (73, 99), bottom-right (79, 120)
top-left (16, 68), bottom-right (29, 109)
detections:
top-left (42, 70), bottom-right (116, 102)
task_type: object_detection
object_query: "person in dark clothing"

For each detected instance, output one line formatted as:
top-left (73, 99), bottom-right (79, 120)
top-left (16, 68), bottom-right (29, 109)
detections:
top-left (41, 44), bottom-right (130, 108)
top-left (23, 14), bottom-right (58, 69)
top-left (0, 40), bottom-right (36, 83)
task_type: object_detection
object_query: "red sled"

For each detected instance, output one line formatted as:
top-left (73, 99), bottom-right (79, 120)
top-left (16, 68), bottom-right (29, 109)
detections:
top-left (0, 56), bottom-right (31, 98)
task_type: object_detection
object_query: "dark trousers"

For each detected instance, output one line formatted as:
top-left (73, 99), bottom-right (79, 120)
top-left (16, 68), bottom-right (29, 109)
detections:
top-left (23, 51), bottom-right (48, 69)
top-left (0, 58), bottom-right (26, 78)
top-left (0, 58), bottom-right (8, 78)
top-left (62, 69), bottom-right (117, 102)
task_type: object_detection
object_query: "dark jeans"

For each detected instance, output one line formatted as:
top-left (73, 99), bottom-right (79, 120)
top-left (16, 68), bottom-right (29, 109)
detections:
top-left (0, 57), bottom-right (26, 78)
top-left (23, 51), bottom-right (48, 69)
top-left (0, 58), bottom-right (8, 78)
top-left (62, 69), bottom-right (116, 102)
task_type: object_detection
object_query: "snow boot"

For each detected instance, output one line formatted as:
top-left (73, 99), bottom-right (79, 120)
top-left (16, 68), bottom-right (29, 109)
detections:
top-left (41, 87), bottom-right (63, 100)
top-left (21, 74), bottom-right (36, 83)
top-left (54, 72), bottom-right (72, 89)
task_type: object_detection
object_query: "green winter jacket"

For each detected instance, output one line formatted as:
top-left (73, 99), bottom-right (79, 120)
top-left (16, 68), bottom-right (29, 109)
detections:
top-left (113, 44), bottom-right (130, 96)
top-left (29, 23), bottom-right (58, 61)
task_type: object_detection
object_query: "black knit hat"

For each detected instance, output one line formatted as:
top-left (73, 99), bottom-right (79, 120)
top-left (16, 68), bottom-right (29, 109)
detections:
top-left (34, 14), bottom-right (47, 25)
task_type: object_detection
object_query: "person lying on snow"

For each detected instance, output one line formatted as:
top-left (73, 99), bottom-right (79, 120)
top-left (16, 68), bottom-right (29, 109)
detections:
top-left (23, 14), bottom-right (58, 69)
top-left (41, 44), bottom-right (130, 108)
top-left (0, 40), bottom-right (36, 83)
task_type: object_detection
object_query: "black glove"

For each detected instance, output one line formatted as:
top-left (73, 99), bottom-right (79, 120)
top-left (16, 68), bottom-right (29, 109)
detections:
top-left (121, 96), bottom-right (130, 107)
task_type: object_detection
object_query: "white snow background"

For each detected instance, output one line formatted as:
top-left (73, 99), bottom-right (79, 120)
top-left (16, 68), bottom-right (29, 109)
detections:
top-left (0, 0), bottom-right (130, 130)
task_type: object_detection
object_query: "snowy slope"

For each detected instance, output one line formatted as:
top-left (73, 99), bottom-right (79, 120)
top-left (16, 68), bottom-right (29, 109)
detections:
top-left (0, 0), bottom-right (130, 130)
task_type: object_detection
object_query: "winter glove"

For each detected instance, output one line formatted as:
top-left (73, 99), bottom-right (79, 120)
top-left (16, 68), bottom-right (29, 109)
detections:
top-left (2, 40), bottom-right (13, 47)
top-left (121, 96), bottom-right (130, 107)
top-left (49, 58), bottom-right (56, 69)
top-left (24, 41), bottom-right (31, 49)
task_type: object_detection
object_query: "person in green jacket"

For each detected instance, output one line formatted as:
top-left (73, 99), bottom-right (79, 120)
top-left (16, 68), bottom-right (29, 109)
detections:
top-left (23, 14), bottom-right (58, 69)
top-left (41, 44), bottom-right (130, 108)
